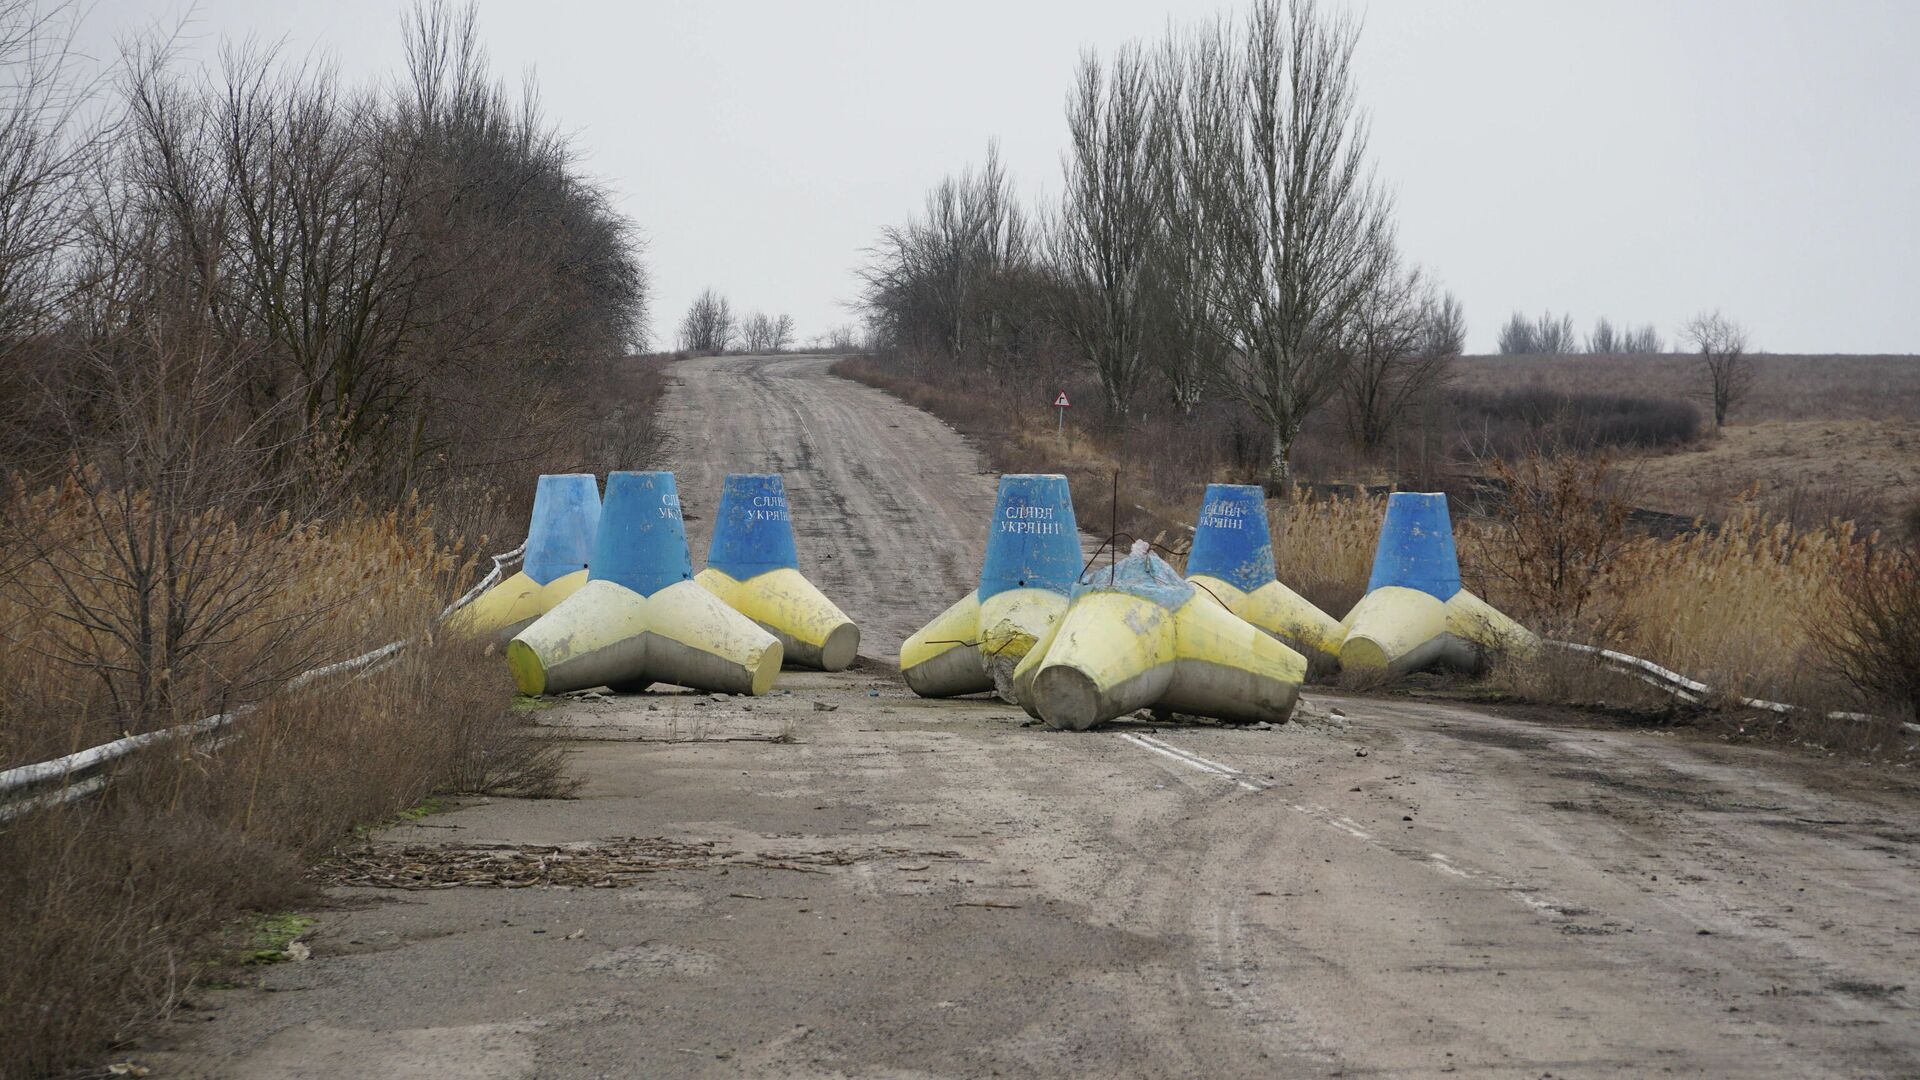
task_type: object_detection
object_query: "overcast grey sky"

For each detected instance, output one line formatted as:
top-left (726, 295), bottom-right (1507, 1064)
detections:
top-left (79, 0), bottom-right (1920, 354)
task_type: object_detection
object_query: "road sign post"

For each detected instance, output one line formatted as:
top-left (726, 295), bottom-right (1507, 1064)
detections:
top-left (1053, 390), bottom-right (1070, 434)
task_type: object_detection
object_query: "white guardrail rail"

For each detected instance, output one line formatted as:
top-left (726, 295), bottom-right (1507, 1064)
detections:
top-left (1541, 639), bottom-right (1917, 736)
top-left (4, 551), bottom-right (1910, 822)
top-left (0, 540), bottom-right (527, 822)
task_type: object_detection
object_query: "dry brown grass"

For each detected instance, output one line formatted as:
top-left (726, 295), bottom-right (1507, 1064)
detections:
top-left (1453, 353), bottom-right (1920, 534)
top-left (0, 492), bottom-right (464, 767)
top-left (1625, 419), bottom-right (1919, 534)
top-left (0, 634), bottom-right (569, 1079)
top-left (0, 490), bottom-right (574, 1077)
top-left (1452, 353), bottom-right (1920, 422)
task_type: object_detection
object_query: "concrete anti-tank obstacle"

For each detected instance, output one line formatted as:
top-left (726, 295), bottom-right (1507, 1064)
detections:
top-left (454, 473), bottom-right (601, 639)
top-left (1185, 483), bottom-right (1344, 668)
top-left (1338, 492), bottom-right (1535, 676)
top-left (694, 473), bottom-right (860, 671)
top-left (1011, 541), bottom-right (1307, 731)
top-left (507, 471), bottom-right (782, 696)
top-left (901, 474), bottom-right (1082, 702)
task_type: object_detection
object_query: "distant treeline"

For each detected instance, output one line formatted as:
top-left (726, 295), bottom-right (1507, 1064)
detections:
top-left (1497, 311), bottom-right (1664, 355)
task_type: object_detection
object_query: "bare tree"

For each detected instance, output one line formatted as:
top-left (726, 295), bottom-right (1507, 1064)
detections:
top-left (1497, 309), bottom-right (1576, 354)
top-left (1496, 312), bottom-right (1533, 354)
top-left (1682, 309), bottom-right (1753, 428)
top-left (739, 311), bottom-right (773, 352)
top-left (1619, 323), bottom-right (1663, 354)
top-left (736, 311), bottom-right (796, 353)
top-left (1144, 26), bottom-right (1230, 413)
top-left (1341, 260), bottom-right (1455, 453)
top-left (859, 141), bottom-right (1032, 369)
top-left (4, 281), bottom-right (333, 728)
top-left (1050, 44), bottom-right (1156, 417)
top-left (1185, 0), bottom-right (1392, 488)
top-left (1586, 317), bottom-right (1618, 354)
top-left (824, 323), bottom-right (859, 352)
top-left (0, 0), bottom-right (103, 347)
top-left (1422, 289), bottom-right (1466, 356)
top-left (1587, 317), bottom-right (1663, 354)
top-left (679, 288), bottom-right (733, 353)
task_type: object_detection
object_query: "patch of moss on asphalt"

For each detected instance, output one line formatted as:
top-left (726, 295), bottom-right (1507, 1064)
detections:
top-left (243, 913), bottom-right (316, 965)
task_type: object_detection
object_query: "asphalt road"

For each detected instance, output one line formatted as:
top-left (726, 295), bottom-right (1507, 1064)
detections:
top-left (145, 355), bottom-right (1920, 1079)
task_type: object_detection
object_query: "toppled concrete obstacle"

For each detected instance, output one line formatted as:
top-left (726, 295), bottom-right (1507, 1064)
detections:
top-left (901, 474), bottom-right (1081, 701)
top-left (1338, 492), bottom-right (1534, 675)
top-left (456, 473), bottom-right (602, 639)
top-left (694, 473), bottom-right (859, 671)
top-left (1185, 483), bottom-right (1344, 666)
top-left (508, 471), bottom-right (782, 696)
top-left (1012, 542), bottom-right (1306, 731)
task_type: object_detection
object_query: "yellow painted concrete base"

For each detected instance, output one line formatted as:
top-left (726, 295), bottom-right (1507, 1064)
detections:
top-left (900, 588), bottom-right (1069, 702)
top-left (451, 568), bottom-right (589, 641)
top-left (1011, 591), bottom-right (1306, 731)
top-left (695, 566), bottom-right (859, 672)
top-left (507, 579), bottom-right (782, 696)
top-left (1189, 573), bottom-right (1344, 668)
top-left (1339, 586), bottom-right (1535, 676)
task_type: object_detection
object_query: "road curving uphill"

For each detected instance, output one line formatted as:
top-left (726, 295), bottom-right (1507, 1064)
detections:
top-left (144, 354), bottom-right (1920, 1080)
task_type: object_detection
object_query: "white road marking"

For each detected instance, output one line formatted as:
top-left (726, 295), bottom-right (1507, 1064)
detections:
top-left (1118, 731), bottom-right (1586, 924)
top-left (1118, 732), bottom-right (1266, 791)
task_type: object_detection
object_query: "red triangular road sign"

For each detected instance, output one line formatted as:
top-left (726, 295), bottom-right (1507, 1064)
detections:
top-left (1053, 391), bottom-right (1071, 408)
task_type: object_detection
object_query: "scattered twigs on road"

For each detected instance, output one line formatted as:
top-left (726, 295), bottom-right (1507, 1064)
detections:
top-left (317, 839), bottom-right (965, 889)
top-left (319, 838), bottom-right (737, 889)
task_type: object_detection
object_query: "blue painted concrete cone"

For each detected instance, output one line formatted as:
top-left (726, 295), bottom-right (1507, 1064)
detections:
top-left (696, 473), bottom-right (860, 671)
top-left (455, 473), bottom-right (601, 639)
top-left (1365, 492), bottom-right (1462, 600)
top-left (1187, 483), bottom-right (1276, 593)
top-left (978, 474), bottom-right (1082, 600)
top-left (1340, 492), bottom-right (1533, 675)
top-left (1185, 483), bottom-right (1344, 665)
top-left (589, 470), bottom-right (695, 596)
top-left (705, 473), bottom-right (801, 579)
top-left (902, 474), bottom-right (1081, 700)
top-left (509, 471), bottom-right (781, 696)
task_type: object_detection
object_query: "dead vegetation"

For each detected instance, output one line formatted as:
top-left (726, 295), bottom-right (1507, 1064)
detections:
top-left (0, 1), bottom-right (653, 1074)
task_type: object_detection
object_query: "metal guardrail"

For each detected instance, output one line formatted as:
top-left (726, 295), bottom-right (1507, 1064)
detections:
top-left (0, 540), bottom-right (528, 822)
top-left (1542, 639), bottom-right (1916, 735)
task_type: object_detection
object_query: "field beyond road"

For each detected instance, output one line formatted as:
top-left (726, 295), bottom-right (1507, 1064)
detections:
top-left (142, 356), bottom-right (1920, 1079)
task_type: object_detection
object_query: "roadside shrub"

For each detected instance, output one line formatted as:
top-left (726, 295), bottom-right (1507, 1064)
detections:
top-left (1470, 449), bottom-right (1635, 641)
top-left (1451, 387), bottom-right (1700, 457)
top-left (1811, 546), bottom-right (1920, 725)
